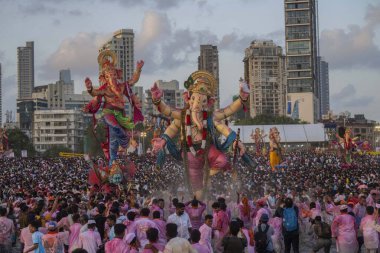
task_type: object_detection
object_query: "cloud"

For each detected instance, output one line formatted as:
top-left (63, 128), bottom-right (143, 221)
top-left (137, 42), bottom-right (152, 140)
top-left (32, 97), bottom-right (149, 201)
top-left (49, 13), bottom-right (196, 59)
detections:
top-left (39, 32), bottom-right (111, 81)
top-left (18, 2), bottom-right (57, 15)
top-left (331, 84), bottom-right (375, 109)
top-left (320, 4), bottom-right (380, 70)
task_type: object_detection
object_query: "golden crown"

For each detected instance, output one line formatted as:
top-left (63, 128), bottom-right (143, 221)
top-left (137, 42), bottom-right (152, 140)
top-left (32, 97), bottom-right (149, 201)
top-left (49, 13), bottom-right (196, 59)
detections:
top-left (98, 50), bottom-right (117, 74)
top-left (184, 70), bottom-right (216, 97)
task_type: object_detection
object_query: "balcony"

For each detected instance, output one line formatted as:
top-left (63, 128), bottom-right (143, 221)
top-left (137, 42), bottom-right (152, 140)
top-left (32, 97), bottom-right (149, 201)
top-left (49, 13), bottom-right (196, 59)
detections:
top-left (286, 17), bottom-right (310, 25)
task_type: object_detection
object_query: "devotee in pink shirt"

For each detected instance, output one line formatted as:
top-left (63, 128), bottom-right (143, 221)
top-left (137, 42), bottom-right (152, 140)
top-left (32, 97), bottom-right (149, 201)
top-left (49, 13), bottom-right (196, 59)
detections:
top-left (78, 220), bottom-right (102, 253)
top-left (0, 207), bottom-right (15, 252)
top-left (68, 214), bottom-right (82, 253)
top-left (359, 206), bottom-right (379, 253)
top-left (20, 226), bottom-right (34, 253)
top-left (105, 223), bottom-right (129, 253)
top-left (133, 208), bottom-right (159, 248)
top-left (152, 210), bottom-right (167, 246)
top-left (199, 215), bottom-right (213, 253)
top-left (331, 205), bottom-right (359, 253)
top-left (191, 229), bottom-right (211, 253)
top-left (185, 198), bottom-right (206, 230)
top-left (142, 227), bottom-right (165, 253)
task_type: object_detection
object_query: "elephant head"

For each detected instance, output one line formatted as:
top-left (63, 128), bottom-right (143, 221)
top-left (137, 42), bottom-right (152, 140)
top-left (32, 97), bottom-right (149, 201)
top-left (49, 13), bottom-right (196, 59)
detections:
top-left (184, 72), bottom-right (217, 130)
top-left (184, 90), bottom-right (215, 130)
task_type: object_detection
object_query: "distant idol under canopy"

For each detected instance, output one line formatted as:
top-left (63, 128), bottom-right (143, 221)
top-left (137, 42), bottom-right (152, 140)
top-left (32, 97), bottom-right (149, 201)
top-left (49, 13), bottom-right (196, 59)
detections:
top-left (83, 50), bottom-right (143, 186)
top-left (151, 71), bottom-right (257, 198)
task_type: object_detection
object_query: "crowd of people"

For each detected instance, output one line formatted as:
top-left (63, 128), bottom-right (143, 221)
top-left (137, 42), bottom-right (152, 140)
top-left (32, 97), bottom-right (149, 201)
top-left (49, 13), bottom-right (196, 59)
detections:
top-left (0, 150), bottom-right (379, 253)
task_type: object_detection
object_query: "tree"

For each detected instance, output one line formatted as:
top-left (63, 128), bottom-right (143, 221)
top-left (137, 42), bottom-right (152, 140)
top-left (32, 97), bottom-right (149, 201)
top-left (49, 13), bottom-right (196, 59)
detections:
top-left (84, 122), bottom-right (107, 158)
top-left (7, 128), bottom-right (37, 157)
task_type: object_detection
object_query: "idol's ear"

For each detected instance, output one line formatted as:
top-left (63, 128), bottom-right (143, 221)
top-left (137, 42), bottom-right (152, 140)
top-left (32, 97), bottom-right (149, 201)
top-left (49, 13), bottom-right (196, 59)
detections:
top-left (183, 91), bottom-right (190, 104)
top-left (207, 97), bottom-right (216, 108)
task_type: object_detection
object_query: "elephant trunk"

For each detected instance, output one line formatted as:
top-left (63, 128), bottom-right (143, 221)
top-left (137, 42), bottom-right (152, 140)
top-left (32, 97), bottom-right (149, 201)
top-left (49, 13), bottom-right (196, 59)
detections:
top-left (191, 110), bottom-right (203, 130)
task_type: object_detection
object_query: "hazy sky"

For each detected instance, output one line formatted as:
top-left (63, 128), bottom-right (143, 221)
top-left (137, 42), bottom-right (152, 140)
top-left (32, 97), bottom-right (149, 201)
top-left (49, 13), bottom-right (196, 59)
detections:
top-left (0, 0), bottom-right (379, 122)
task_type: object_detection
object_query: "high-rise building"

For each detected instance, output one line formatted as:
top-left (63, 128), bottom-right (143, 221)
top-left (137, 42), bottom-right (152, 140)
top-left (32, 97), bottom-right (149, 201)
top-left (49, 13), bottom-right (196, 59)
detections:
top-left (17, 41), bottom-right (34, 99)
top-left (0, 63), bottom-right (2, 127)
top-left (59, 69), bottom-right (74, 94)
top-left (285, 0), bottom-right (319, 123)
top-left (33, 109), bottom-right (86, 153)
top-left (243, 40), bottom-right (287, 118)
top-left (99, 29), bottom-right (134, 83)
top-left (198, 45), bottom-right (220, 109)
top-left (318, 57), bottom-right (329, 116)
top-left (144, 80), bottom-right (184, 118)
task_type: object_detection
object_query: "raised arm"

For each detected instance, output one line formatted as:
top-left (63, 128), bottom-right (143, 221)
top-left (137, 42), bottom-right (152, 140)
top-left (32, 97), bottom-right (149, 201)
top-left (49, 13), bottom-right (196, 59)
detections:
top-left (85, 77), bottom-right (106, 97)
top-left (128, 60), bottom-right (144, 86)
top-left (150, 83), bottom-right (181, 120)
top-left (214, 85), bottom-right (249, 121)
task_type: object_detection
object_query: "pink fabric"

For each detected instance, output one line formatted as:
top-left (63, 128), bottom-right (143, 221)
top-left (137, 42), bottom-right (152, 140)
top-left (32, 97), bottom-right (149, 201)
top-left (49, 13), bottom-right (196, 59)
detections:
top-left (0, 217), bottom-right (15, 245)
top-left (105, 238), bottom-right (129, 253)
top-left (123, 220), bottom-right (136, 234)
top-left (199, 224), bottom-right (212, 253)
top-left (255, 208), bottom-right (270, 228)
top-left (360, 215), bottom-right (379, 250)
top-left (79, 230), bottom-right (102, 253)
top-left (238, 204), bottom-right (253, 228)
top-left (133, 218), bottom-right (159, 248)
top-left (153, 218), bottom-right (167, 245)
top-left (186, 145), bottom-right (228, 191)
top-left (192, 242), bottom-right (211, 253)
top-left (331, 214), bottom-right (358, 253)
top-left (20, 227), bottom-right (33, 250)
top-left (141, 242), bottom-right (165, 253)
top-left (310, 208), bottom-right (322, 220)
top-left (185, 203), bottom-right (206, 230)
top-left (68, 223), bottom-right (82, 253)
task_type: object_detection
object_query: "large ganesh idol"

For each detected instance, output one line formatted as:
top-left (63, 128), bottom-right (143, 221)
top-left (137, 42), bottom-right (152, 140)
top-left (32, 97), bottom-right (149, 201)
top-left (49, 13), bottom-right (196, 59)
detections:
top-left (151, 71), bottom-right (255, 197)
top-left (83, 50), bottom-right (144, 166)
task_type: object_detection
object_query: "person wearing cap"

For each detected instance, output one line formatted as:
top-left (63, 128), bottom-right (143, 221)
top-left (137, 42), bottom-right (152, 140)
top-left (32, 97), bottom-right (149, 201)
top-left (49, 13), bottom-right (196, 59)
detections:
top-left (254, 213), bottom-right (274, 253)
top-left (105, 223), bottom-right (129, 253)
top-left (331, 204), bottom-right (358, 253)
top-left (359, 206), bottom-right (379, 253)
top-left (42, 221), bottom-right (68, 253)
top-left (78, 220), bottom-right (102, 253)
top-left (184, 196), bottom-right (207, 230)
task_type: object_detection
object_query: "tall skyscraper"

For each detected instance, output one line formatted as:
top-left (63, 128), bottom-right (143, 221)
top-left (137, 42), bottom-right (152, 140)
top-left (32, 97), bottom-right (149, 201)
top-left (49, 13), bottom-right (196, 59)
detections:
top-left (17, 41), bottom-right (34, 99)
top-left (284, 0), bottom-right (319, 123)
top-left (99, 29), bottom-right (135, 82)
top-left (0, 63), bottom-right (2, 127)
top-left (59, 69), bottom-right (74, 95)
top-left (243, 40), bottom-right (287, 117)
top-left (318, 56), bottom-right (329, 116)
top-left (198, 45), bottom-right (220, 109)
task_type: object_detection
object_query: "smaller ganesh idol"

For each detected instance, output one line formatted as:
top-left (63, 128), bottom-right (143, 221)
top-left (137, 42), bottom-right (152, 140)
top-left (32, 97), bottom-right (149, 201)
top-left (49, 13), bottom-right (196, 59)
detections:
top-left (250, 128), bottom-right (267, 156)
top-left (269, 127), bottom-right (284, 171)
top-left (337, 127), bottom-right (358, 164)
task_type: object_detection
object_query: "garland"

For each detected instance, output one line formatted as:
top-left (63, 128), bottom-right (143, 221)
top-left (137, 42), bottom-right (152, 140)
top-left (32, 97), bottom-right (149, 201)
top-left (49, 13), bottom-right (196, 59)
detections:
top-left (185, 109), bottom-right (207, 156)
